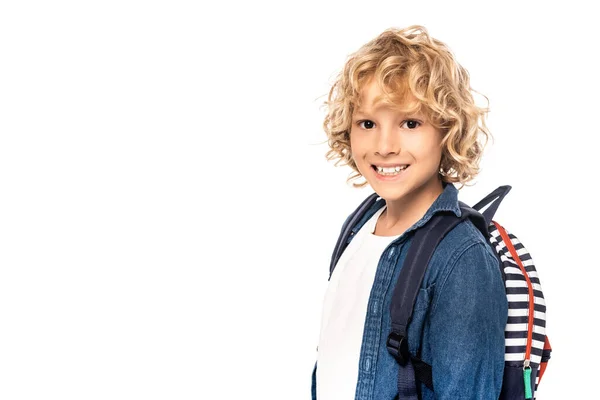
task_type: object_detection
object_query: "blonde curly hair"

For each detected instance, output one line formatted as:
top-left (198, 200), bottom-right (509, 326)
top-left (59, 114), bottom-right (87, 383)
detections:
top-left (322, 25), bottom-right (493, 190)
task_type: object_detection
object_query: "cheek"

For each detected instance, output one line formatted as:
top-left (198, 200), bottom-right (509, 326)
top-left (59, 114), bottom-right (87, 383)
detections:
top-left (349, 131), bottom-right (357, 149)
top-left (416, 136), bottom-right (443, 158)
top-left (349, 140), bottom-right (367, 171)
top-left (419, 144), bottom-right (442, 161)
top-left (349, 135), bottom-right (361, 159)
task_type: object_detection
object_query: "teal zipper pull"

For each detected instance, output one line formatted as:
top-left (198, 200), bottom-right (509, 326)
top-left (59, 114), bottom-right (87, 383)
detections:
top-left (523, 359), bottom-right (532, 399)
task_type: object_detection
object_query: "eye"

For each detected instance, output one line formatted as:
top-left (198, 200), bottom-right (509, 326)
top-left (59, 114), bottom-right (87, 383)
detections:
top-left (357, 120), bottom-right (375, 130)
top-left (402, 119), bottom-right (421, 129)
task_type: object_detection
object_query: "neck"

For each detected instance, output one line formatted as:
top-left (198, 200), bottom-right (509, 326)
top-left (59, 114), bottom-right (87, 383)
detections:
top-left (381, 176), bottom-right (445, 231)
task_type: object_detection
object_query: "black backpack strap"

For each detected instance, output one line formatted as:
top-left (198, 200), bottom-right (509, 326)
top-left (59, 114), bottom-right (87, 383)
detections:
top-left (464, 186), bottom-right (510, 280)
top-left (329, 192), bottom-right (380, 279)
top-left (471, 185), bottom-right (512, 225)
top-left (387, 211), bottom-right (468, 398)
top-left (459, 201), bottom-right (491, 238)
top-left (388, 206), bottom-right (490, 398)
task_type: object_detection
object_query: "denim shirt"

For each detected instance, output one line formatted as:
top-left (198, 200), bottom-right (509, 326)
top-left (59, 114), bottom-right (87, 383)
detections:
top-left (312, 182), bottom-right (508, 400)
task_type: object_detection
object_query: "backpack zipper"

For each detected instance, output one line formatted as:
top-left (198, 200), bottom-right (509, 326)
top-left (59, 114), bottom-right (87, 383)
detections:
top-left (495, 222), bottom-right (535, 399)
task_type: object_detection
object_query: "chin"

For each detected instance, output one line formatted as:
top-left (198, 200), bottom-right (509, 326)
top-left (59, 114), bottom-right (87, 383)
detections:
top-left (370, 184), bottom-right (411, 201)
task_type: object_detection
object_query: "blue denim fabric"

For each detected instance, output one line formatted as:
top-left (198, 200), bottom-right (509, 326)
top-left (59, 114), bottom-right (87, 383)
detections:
top-left (313, 182), bottom-right (508, 400)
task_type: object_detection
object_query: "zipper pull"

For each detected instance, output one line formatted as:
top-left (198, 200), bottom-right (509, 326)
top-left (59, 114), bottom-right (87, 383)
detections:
top-left (523, 359), bottom-right (533, 399)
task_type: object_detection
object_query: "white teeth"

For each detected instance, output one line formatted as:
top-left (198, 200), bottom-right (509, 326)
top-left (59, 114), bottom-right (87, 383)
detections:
top-left (375, 165), bottom-right (408, 175)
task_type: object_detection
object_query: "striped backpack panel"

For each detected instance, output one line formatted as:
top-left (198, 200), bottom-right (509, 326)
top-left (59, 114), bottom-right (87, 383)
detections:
top-left (488, 220), bottom-right (552, 400)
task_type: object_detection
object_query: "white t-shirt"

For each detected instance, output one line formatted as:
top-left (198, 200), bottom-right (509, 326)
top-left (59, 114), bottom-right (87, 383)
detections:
top-left (316, 205), bottom-right (401, 400)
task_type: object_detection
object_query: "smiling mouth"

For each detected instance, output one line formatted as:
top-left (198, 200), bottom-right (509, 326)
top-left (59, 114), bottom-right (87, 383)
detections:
top-left (371, 164), bottom-right (410, 176)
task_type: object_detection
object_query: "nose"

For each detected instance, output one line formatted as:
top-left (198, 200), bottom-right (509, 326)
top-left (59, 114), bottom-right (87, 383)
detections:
top-left (375, 125), bottom-right (400, 156)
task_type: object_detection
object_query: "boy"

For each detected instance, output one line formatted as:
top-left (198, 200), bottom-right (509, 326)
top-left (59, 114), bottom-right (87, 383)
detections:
top-left (313, 25), bottom-right (508, 399)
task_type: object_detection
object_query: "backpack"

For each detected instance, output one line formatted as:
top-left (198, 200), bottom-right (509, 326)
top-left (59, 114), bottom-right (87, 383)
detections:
top-left (329, 185), bottom-right (552, 400)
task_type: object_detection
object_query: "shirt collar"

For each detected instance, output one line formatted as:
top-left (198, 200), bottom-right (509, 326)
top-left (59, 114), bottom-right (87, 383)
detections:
top-left (398, 181), bottom-right (462, 235)
top-left (425, 181), bottom-right (462, 218)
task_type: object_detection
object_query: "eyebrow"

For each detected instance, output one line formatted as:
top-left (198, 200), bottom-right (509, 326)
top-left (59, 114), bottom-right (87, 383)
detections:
top-left (354, 109), bottom-right (423, 118)
top-left (354, 109), bottom-right (380, 115)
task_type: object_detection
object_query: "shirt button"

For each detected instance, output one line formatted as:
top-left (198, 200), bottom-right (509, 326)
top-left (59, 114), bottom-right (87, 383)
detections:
top-left (364, 356), bottom-right (371, 372)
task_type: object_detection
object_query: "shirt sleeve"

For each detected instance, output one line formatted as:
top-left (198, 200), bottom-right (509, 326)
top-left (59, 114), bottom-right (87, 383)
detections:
top-left (427, 241), bottom-right (508, 399)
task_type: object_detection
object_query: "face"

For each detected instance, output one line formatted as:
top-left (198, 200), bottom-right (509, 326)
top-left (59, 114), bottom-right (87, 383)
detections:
top-left (350, 78), bottom-right (444, 210)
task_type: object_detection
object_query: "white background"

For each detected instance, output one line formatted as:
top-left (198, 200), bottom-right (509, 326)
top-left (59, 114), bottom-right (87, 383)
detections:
top-left (0, 1), bottom-right (597, 399)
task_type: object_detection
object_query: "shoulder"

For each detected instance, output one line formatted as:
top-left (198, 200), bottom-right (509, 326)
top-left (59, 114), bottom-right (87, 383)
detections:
top-left (423, 218), bottom-right (503, 306)
top-left (433, 217), bottom-right (497, 269)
